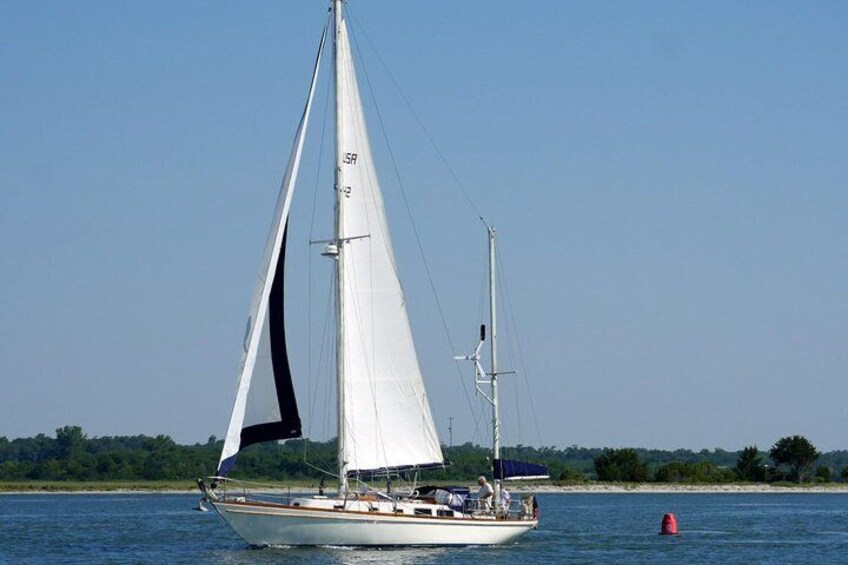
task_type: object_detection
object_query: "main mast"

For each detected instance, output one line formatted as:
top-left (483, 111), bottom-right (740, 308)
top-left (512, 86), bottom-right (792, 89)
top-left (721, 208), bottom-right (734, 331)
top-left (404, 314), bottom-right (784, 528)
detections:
top-left (333, 0), bottom-right (348, 495)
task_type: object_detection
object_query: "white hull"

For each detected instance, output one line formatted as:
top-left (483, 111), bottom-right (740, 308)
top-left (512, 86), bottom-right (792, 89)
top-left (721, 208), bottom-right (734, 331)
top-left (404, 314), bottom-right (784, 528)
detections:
top-left (213, 500), bottom-right (537, 547)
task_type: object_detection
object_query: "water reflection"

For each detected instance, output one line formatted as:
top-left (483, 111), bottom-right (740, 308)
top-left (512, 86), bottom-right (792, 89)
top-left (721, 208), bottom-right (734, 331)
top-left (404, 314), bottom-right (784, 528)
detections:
top-left (214, 545), bottom-right (456, 565)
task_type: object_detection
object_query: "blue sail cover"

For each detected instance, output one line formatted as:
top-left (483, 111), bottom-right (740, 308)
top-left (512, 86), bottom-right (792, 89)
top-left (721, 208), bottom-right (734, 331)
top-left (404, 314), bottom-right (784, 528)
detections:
top-left (493, 459), bottom-right (550, 481)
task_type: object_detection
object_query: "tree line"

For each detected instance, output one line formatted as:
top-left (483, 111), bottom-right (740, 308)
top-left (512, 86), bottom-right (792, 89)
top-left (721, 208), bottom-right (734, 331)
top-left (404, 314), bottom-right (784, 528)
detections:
top-left (590, 436), bottom-right (848, 484)
top-left (1, 426), bottom-right (846, 484)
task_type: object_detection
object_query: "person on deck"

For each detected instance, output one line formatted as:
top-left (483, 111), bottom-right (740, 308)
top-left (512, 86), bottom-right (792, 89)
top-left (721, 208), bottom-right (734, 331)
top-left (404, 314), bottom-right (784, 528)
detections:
top-left (476, 475), bottom-right (494, 511)
top-left (499, 485), bottom-right (511, 508)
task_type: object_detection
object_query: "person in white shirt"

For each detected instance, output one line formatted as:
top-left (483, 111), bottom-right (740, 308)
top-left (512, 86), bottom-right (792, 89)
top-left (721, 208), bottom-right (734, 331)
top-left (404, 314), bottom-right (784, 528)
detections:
top-left (476, 475), bottom-right (493, 511)
top-left (499, 485), bottom-right (511, 508)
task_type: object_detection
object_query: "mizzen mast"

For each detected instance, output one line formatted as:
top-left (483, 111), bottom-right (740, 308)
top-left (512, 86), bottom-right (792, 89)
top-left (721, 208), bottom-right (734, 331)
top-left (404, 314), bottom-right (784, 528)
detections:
top-left (456, 224), bottom-right (510, 511)
top-left (488, 225), bottom-right (502, 511)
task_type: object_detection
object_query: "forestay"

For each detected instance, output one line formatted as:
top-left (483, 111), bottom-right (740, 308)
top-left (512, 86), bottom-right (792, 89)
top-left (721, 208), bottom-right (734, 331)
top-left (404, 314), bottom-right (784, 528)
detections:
top-left (335, 14), bottom-right (443, 474)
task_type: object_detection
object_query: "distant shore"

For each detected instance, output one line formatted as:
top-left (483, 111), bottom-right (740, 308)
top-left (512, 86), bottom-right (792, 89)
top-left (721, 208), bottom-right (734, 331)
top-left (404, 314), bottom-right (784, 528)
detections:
top-left (530, 483), bottom-right (848, 494)
top-left (3, 481), bottom-right (848, 495)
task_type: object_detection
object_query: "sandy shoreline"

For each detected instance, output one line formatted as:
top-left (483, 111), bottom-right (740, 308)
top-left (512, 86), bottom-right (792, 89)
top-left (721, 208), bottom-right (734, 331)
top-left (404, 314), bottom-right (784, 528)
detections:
top-left (3, 484), bottom-right (848, 495)
top-left (529, 483), bottom-right (848, 494)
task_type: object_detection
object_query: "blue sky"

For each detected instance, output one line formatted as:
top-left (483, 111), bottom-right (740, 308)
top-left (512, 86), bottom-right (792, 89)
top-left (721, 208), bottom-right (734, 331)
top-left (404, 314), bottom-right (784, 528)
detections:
top-left (1, 1), bottom-right (846, 451)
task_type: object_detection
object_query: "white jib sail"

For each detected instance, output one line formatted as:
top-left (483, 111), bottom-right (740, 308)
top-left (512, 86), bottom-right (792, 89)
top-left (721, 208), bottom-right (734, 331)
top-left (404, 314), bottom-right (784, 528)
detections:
top-left (218, 23), bottom-right (328, 474)
top-left (336, 15), bottom-right (443, 473)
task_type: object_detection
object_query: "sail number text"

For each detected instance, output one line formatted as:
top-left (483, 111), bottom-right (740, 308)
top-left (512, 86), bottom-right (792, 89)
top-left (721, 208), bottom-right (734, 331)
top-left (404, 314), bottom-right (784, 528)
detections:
top-left (342, 152), bottom-right (358, 165)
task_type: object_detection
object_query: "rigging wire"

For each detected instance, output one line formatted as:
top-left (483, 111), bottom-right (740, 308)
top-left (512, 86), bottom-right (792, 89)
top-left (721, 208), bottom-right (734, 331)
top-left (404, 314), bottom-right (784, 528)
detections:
top-left (495, 238), bottom-right (545, 447)
top-left (345, 9), bottom-right (484, 444)
top-left (470, 255), bottom-right (491, 446)
top-left (307, 39), bottom-right (334, 245)
top-left (498, 266), bottom-right (525, 447)
top-left (346, 8), bottom-right (487, 227)
top-left (304, 52), bottom-right (334, 467)
top-left (304, 268), bottom-right (336, 474)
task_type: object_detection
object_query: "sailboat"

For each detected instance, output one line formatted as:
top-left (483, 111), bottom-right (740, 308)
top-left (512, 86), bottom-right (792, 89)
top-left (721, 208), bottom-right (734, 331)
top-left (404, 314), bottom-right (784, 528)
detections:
top-left (199, 0), bottom-right (547, 546)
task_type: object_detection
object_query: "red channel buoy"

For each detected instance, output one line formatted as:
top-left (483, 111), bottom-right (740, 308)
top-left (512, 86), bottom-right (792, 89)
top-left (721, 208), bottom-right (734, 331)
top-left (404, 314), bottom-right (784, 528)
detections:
top-left (660, 513), bottom-right (678, 535)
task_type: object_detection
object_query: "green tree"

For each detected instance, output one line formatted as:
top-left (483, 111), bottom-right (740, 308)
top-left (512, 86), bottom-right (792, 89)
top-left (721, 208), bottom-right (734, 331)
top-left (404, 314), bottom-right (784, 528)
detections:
top-left (55, 426), bottom-right (87, 461)
top-left (735, 445), bottom-right (765, 482)
top-left (556, 466), bottom-right (586, 483)
top-left (841, 467), bottom-right (848, 482)
top-left (655, 461), bottom-right (734, 483)
top-left (769, 435), bottom-right (820, 483)
top-left (594, 448), bottom-right (648, 482)
top-left (654, 461), bottom-right (687, 483)
top-left (815, 465), bottom-right (831, 483)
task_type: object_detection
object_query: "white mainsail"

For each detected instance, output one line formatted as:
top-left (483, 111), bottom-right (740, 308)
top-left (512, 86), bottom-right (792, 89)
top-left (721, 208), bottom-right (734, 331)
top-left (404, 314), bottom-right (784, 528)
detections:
top-left (335, 14), bottom-right (443, 474)
top-left (217, 22), bottom-right (328, 475)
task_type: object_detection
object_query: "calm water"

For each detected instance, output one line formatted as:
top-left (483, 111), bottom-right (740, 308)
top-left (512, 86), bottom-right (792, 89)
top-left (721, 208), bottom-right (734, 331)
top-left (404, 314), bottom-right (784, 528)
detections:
top-left (1, 492), bottom-right (847, 563)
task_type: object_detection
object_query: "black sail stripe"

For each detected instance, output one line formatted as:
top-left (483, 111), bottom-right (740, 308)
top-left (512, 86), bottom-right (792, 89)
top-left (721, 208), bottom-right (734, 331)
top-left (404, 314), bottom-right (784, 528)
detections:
top-left (266, 226), bottom-right (302, 440)
top-left (228, 227), bottom-right (302, 467)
